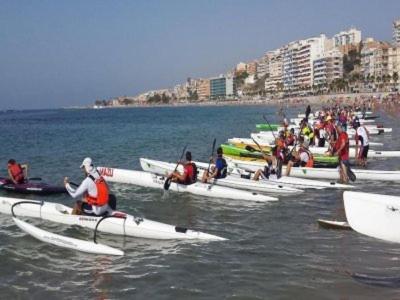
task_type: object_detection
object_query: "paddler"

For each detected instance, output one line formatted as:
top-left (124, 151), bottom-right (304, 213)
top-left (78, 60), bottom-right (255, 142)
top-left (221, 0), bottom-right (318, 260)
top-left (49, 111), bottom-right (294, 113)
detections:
top-left (285, 137), bottom-right (314, 176)
top-left (300, 118), bottom-right (315, 146)
top-left (353, 118), bottom-right (370, 167)
top-left (64, 157), bottom-right (112, 215)
top-left (332, 124), bottom-right (350, 183)
top-left (202, 147), bottom-right (227, 183)
top-left (166, 151), bottom-right (197, 185)
top-left (7, 159), bottom-right (28, 184)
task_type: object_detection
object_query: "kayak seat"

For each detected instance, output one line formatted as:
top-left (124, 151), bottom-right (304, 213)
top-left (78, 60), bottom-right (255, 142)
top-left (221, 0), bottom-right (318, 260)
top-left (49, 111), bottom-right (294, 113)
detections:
top-left (175, 226), bottom-right (188, 233)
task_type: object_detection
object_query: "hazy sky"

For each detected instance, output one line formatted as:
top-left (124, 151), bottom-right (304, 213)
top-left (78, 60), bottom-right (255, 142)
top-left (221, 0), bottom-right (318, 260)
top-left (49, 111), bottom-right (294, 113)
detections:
top-left (0, 0), bottom-right (399, 109)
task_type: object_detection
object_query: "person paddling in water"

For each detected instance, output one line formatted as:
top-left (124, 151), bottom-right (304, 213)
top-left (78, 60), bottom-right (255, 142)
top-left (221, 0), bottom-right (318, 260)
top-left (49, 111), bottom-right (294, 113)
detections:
top-left (202, 147), bottom-right (228, 183)
top-left (7, 159), bottom-right (28, 184)
top-left (166, 151), bottom-right (197, 185)
top-left (64, 157), bottom-right (112, 215)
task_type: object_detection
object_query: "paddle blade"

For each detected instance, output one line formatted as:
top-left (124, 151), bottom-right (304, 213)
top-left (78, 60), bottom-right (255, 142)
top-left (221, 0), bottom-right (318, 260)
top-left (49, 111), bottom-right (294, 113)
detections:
top-left (163, 178), bottom-right (172, 190)
top-left (245, 145), bottom-right (256, 152)
top-left (347, 168), bottom-right (356, 182)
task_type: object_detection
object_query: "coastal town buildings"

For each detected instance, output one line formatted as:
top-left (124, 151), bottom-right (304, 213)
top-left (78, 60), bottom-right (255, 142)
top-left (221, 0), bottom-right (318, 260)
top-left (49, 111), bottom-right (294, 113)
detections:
top-left (235, 62), bottom-right (247, 74)
top-left (197, 79), bottom-right (210, 101)
top-left (210, 75), bottom-right (236, 100)
top-left (394, 19), bottom-right (400, 46)
top-left (333, 28), bottom-right (361, 47)
top-left (264, 49), bottom-right (283, 92)
top-left (361, 38), bottom-right (391, 79)
top-left (281, 34), bottom-right (328, 95)
top-left (256, 54), bottom-right (269, 77)
top-left (246, 61), bottom-right (258, 75)
top-left (313, 50), bottom-right (343, 88)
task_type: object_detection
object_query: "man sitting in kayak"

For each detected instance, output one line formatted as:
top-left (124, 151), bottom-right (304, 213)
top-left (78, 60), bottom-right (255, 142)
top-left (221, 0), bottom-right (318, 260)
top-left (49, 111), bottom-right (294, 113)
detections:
top-left (332, 124), bottom-right (350, 183)
top-left (202, 147), bottom-right (227, 183)
top-left (64, 157), bottom-right (111, 215)
top-left (285, 137), bottom-right (314, 176)
top-left (7, 159), bottom-right (28, 184)
top-left (353, 118), bottom-right (370, 167)
top-left (253, 152), bottom-right (280, 181)
top-left (167, 151), bottom-right (197, 185)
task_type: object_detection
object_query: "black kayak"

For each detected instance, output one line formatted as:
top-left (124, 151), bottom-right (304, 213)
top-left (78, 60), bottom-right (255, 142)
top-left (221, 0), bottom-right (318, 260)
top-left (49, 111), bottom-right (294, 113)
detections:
top-left (0, 178), bottom-right (67, 195)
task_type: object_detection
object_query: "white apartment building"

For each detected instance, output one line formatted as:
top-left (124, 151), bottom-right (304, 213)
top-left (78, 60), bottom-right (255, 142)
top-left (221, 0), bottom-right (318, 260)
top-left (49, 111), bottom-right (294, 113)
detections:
top-left (394, 19), bottom-right (400, 46)
top-left (282, 34), bottom-right (327, 94)
top-left (264, 49), bottom-right (283, 92)
top-left (333, 28), bottom-right (361, 47)
top-left (313, 50), bottom-right (343, 87)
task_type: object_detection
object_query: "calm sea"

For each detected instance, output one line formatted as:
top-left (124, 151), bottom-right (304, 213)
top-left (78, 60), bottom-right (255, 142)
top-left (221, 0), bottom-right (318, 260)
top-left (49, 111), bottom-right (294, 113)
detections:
top-left (1, 105), bottom-right (400, 299)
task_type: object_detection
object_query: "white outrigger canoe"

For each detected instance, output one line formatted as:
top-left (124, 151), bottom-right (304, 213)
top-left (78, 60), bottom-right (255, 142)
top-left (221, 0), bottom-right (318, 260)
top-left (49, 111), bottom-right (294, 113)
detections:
top-left (97, 167), bottom-right (277, 202)
top-left (140, 158), bottom-right (352, 190)
top-left (13, 217), bottom-right (124, 256)
top-left (226, 156), bottom-right (400, 182)
top-left (344, 191), bottom-right (400, 243)
top-left (139, 158), bottom-right (304, 194)
top-left (0, 197), bottom-right (225, 241)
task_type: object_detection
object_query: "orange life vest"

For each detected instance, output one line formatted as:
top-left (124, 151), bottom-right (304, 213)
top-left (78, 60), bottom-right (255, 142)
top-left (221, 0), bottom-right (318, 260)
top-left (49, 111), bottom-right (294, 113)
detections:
top-left (85, 175), bottom-right (109, 206)
top-left (8, 163), bottom-right (25, 183)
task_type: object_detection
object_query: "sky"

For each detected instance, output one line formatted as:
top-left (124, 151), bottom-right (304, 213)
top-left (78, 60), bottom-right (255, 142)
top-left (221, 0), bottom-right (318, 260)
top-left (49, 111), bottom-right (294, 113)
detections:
top-left (0, 0), bottom-right (399, 110)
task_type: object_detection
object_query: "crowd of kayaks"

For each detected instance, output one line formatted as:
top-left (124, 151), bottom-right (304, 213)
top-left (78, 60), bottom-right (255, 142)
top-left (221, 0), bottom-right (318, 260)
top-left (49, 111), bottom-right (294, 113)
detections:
top-left (1, 109), bottom-right (400, 255)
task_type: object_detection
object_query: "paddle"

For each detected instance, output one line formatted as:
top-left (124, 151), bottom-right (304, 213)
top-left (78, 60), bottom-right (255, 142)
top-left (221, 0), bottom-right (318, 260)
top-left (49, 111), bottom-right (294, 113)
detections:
top-left (346, 165), bottom-right (356, 182)
top-left (28, 177), bottom-right (42, 181)
top-left (206, 138), bottom-right (217, 174)
top-left (262, 114), bottom-right (277, 140)
top-left (164, 145), bottom-right (187, 190)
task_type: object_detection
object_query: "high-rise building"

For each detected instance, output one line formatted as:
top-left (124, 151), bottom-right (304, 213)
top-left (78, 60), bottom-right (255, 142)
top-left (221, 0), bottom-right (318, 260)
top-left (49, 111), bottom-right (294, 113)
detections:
top-left (394, 19), bottom-right (400, 46)
top-left (313, 50), bottom-right (343, 87)
top-left (197, 79), bottom-right (210, 101)
top-left (282, 34), bottom-right (327, 95)
top-left (333, 28), bottom-right (362, 47)
top-left (264, 49), bottom-right (283, 92)
top-left (210, 75), bottom-right (236, 100)
top-left (361, 39), bottom-right (391, 79)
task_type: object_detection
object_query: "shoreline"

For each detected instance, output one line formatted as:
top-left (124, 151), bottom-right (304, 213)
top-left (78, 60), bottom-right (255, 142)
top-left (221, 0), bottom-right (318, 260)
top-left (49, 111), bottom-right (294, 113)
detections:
top-left (87, 91), bottom-right (394, 110)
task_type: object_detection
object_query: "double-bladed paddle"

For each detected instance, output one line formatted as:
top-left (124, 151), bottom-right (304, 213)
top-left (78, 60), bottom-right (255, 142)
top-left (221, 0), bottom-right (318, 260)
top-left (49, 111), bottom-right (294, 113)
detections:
top-left (164, 145), bottom-right (187, 190)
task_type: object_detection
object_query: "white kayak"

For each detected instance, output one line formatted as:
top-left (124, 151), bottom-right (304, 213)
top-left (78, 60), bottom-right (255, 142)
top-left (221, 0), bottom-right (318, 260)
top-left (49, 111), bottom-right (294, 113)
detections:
top-left (139, 158), bottom-right (353, 190)
top-left (226, 156), bottom-right (400, 182)
top-left (0, 197), bottom-right (225, 241)
top-left (98, 167), bottom-right (277, 202)
top-left (13, 217), bottom-right (124, 256)
top-left (344, 191), bottom-right (400, 243)
top-left (139, 158), bottom-right (304, 194)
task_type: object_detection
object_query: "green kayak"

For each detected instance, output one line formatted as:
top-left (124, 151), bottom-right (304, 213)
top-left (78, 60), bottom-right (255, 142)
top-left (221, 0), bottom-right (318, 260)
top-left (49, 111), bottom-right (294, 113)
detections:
top-left (255, 124), bottom-right (280, 131)
top-left (221, 144), bottom-right (339, 167)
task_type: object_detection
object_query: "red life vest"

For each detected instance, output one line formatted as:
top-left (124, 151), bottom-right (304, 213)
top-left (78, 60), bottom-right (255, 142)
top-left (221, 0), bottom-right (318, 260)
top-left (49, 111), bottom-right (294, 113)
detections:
top-left (8, 163), bottom-right (25, 183)
top-left (85, 175), bottom-right (109, 206)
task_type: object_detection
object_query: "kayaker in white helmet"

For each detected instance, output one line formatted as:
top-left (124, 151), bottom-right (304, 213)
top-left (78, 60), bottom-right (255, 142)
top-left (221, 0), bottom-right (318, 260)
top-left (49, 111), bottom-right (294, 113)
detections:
top-left (64, 157), bottom-right (112, 215)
